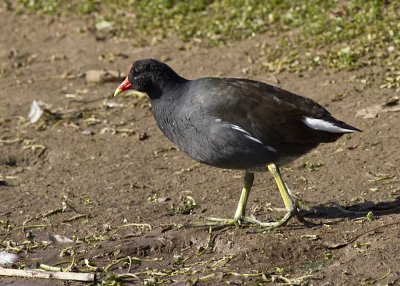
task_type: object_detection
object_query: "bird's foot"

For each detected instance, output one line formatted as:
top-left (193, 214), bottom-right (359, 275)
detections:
top-left (187, 214), bottom-right (292, 229)
top-left (186, 203), bottom-right (312, 229)
top-left (243, 202), bottom-right (307, 228)
top-left (244, 202), bottom-right (316, 228)
top-left (186, 198), bottom-right (316, 229)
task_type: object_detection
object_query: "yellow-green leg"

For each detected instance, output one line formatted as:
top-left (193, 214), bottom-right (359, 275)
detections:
top-left (189, 171), bottom-right (254, 227)
top-left (265, 163), bottom-right (308, 225)
top-left (234, 172), bottom-right (254, 220)
top-left (233, 164), bottom-right (296, 228)
top-left (188, 164), bottom-right (308, 229)
top-left (267, 163), bottom-right (293, 210)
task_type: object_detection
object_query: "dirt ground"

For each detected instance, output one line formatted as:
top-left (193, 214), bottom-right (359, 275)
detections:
top-left (1, 8), bottom-right (400, 286)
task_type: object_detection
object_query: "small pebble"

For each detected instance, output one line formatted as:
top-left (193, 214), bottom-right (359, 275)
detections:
top-left (49, 234), bottom-right (74, 244)
top-left (138, 132), bottom-right (148, 141)
top-left (0, 251), bottom-right (19, 266)
top-left (82, 129), bottom-right (94, 136)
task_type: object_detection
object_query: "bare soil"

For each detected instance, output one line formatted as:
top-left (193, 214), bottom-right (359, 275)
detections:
top-left (1, 9), bottom-right (399, 286)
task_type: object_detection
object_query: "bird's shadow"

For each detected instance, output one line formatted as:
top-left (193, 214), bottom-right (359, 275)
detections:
top-left (303, 195), bottom-right (400, 220)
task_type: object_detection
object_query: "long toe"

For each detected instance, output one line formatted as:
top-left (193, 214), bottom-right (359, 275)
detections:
top-left (185, 203), bottom-right (316, 229)
top-left (242, 210), bottom-right (294, 229)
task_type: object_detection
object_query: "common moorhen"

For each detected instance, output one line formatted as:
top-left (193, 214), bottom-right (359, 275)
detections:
top-left (114, 59), bottom-right (360, 228)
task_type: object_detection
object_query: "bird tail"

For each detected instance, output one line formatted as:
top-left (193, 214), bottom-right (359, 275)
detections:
top-left (302, 116), bottom-right (361, 134)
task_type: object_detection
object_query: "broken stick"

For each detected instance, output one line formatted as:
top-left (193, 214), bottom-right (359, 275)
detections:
top-left (0, 267), bottom-right (95, 282)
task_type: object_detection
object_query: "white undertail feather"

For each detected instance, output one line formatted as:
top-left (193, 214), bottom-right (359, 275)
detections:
top-left (303, 117), bottom-right (357, 133)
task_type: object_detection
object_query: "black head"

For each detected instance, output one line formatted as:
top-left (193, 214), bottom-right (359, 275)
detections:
top-left (114, 59), bottom-right (184, 99)
top-left (127, 59), bottom-right (184, 98)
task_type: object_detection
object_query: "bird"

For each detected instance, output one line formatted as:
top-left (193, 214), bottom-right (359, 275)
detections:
top-left (114, 59), bottom-right (361, 228)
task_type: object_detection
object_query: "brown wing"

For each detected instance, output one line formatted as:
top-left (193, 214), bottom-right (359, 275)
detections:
top-left (198, 78), bottom-right (354, 146)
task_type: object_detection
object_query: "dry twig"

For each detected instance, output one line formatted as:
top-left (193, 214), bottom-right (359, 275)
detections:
top-left (0, 268), bottom-right (95, 282)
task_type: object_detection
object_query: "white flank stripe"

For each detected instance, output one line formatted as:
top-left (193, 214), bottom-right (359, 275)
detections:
top-left (229, 124), bottom-right (251, 135)
top-left (303, 117), bottom-right (356, 133)
top-left (226, 124), bottom-right (277, 152)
